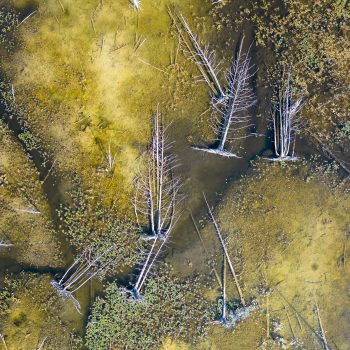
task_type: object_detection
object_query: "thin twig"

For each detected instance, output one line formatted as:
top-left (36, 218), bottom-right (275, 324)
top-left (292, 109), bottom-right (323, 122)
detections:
top-left (17, 10), bottom-right (37, 27)
top-left (203, 193), bottom-right (245, 305)
top-left (57, 0), bottom-right (65, 12)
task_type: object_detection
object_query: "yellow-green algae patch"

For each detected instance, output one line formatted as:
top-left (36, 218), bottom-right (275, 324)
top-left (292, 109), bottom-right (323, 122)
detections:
top-left (0, 273), bottom-right (83, 349)
top-left (6, 0), bottom-right (222, 213)
top-left (174, 160), bottom-right (350, 349)
top-left (0, 121), bottom-right (62, 268)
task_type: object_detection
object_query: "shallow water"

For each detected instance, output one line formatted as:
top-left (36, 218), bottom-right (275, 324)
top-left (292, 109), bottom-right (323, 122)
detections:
top-left (0, 0), bottom-right (349, 349)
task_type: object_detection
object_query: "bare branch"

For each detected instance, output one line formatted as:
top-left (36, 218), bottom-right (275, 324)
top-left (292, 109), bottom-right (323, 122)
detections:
top-left (168, 7), bottom-right (225, 100)
top-left (131, 107), bottom-right (182, 300)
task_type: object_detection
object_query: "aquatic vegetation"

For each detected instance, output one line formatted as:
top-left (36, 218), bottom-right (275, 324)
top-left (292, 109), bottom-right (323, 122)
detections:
top-left (251, 0), bottom-right (350, 145)
top-left (0, 0), bottom-right (348, 348)
top-left (201, 160), bottom-right (350, 348)
top-left (0, 7), bottom-right (18, 51)
top-left (86, 267), bottom-right (212, 349)
top-left (0, 120), bottom-right (62, 268)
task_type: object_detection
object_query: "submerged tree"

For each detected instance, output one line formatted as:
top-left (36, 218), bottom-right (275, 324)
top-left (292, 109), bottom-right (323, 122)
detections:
top-left (270, 67), bottom-right (303, 161)
top-left (195, 38), bottom-right (257, 157)
top-left (169, 8), bottom-right (257, 157)
top-left (53, 190), bottom-right (138, 312)
top-left (132, 109), bottom-right (182, 299)
top-left (133, 109), bottom-right (182, 241)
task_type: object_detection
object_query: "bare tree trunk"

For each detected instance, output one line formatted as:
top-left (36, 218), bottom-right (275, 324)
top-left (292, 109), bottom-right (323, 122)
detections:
top-left (221, 255), bottom-right (227, 322)
top-left (0, 241), bottom-right (13, 247)
top-left (315, 300), bottom-right (330, 350)
top-left (133, 108), bottom-right (182, 241)
top-left (168, 7), bottom-right (225, 101)
top-left (0, 333), bottom-right (8, 350)
top-left (36, 337), bottom-right (48, 350)
top-left (203, 193), bottom-right (245, 306)
top-left (52, 248), bottom-right (112, 312)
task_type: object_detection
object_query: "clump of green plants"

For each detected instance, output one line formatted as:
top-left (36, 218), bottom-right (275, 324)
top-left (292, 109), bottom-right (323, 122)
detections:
top-left (0, 7), bottom-right (18, 51)
top-left (58, 189), bottom-right (139, 274)
top-left (18, 130), bottom-right (40, 150)
top-left (86, 266), bottom-right (212, 350)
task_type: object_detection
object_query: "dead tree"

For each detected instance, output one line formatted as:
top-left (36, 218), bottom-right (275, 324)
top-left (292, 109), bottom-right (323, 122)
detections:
top-left (270, 67), bottom-right (303, 161)
top-left (203, 193), bottom-right (245, 306)
top-left (51, 247), bottom-right (112, 313)
top-left (131, 109), bottom-right (182, 300)
top-left (168, 7), bottom-right (226, 101)
top-left (194, 38), bottom-right (257, 157)
top-left (133, 108), bottom-right (182, 241)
